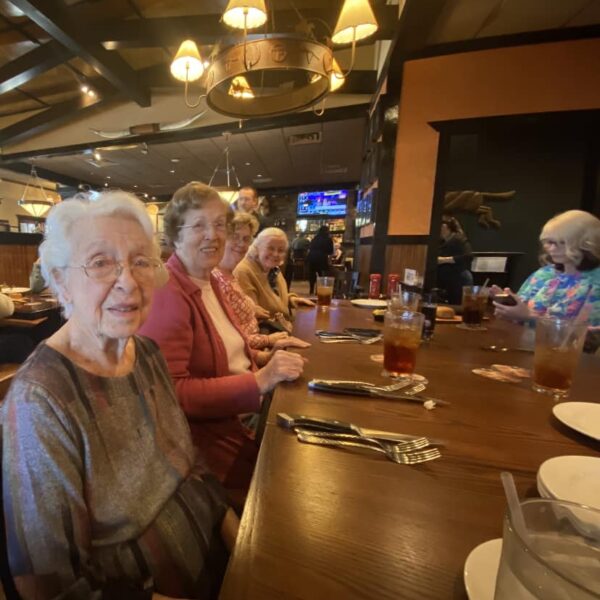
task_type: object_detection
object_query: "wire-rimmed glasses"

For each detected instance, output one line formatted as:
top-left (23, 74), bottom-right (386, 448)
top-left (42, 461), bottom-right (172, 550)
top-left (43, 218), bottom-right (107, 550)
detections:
top-left (70, 256), bottom-right (162, 282)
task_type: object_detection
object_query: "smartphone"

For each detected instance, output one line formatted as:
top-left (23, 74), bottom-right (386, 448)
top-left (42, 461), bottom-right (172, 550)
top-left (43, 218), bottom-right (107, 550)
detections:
top-left (494, 293), bottom-right (518, 306)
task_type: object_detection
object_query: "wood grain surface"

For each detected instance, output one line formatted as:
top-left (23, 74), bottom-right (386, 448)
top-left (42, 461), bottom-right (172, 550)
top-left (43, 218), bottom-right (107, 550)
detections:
top-left (220, 303), bottom-right (600, 600)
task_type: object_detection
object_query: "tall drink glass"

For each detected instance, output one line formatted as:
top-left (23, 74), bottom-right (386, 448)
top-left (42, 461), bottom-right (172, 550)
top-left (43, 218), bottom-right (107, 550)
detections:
top-left (316, 276), bottom-right (334, 309)
top-left (383, 310), bottom-right (424, 376)
top-left (461, 285), bottom-right (489, 329)
top-left (389, 290), bottom-right (421, 312)
top-left (532, 317), bottom-right (587, 397)
top-left (494, 498), bottom-right (600, 599)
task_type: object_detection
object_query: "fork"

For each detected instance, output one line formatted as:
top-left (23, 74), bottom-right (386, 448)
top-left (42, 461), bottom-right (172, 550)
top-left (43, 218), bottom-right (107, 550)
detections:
top-left (293, 427), bottom-right (430, 452)
top-left (296, 431), bottom-right (441, 464)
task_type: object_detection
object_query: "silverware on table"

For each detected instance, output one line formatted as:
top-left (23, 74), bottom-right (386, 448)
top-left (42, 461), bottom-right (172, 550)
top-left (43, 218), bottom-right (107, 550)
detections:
top-left (296, 431), bottom-right (442, 464)
top-left (481, 345), bottom-right (534, 353)
top-left (277, 413), bottom-right (433, 444)
top-left (293, 427), bottom-right (431, 452)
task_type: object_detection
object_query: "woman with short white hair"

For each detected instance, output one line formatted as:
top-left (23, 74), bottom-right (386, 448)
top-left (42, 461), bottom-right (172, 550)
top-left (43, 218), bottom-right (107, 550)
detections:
top-left (234, 227), bottom-right (314, 331)
top-left (2, 190), bottom-right (237, 599)
top-left (493, 209), bottom-right (600, 326)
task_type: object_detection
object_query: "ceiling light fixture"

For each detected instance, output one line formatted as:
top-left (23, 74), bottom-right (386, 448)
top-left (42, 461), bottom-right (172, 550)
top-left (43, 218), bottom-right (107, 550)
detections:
top-left (209, 132), bottom-right (241, 204)
top-left (18, 166), bottom-right (56, 218)
top-left (170, 39), bottom-right (206, 108)
top-left (170, 0), bottom-right (377, 118)
top-left (330, 0), bottom-right (378, 78)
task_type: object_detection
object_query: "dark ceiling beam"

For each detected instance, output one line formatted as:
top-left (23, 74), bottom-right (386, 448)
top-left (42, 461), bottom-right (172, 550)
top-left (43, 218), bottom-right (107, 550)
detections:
top-left (0, 81), bottom-right (120, 147)
top-left (8, 0), bottom-right (151, 107)
top-left (3, 161), bottom-right (88, 188)
top-left (0, 40), bottom-right (73, 96)
top-left (0, 103), bottom-right (370, 162)
top-left (97, 6), bottom-right (398, 49)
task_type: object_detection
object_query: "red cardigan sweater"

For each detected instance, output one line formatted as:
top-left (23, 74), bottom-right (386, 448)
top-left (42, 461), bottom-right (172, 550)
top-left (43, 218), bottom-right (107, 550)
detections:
top-left (139, 253), bottom-right (260, 491)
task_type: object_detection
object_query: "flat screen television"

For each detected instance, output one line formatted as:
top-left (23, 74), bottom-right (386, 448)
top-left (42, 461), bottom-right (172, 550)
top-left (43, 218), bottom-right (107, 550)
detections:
top-left (297, 190), bottom-right (348, 217)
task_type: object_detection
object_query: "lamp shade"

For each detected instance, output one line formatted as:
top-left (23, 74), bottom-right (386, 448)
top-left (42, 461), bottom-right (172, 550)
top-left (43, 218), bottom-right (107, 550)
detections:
top-left (218, 188), bottom-right (239, 204)
top-left (228, 76), bottom-right (255, 99)
top-left (332, 0), bottom-right (378, 45)
top-left (18, 198), bottom-right (54, 218)
top-left (223, 0), bottom-right (267, 30)
top-left (170, 40), bottom-right (204, 82)
top-left (329, 58), bottom-right (345, 92)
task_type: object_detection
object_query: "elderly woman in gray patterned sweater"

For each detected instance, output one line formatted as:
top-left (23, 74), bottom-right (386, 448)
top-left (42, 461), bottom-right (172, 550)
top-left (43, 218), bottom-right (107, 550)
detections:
top-left (1, 191), bottom-right (237, 600)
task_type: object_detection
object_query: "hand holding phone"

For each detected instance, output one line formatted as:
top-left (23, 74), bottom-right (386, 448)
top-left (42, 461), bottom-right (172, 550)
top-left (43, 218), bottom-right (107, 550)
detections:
top-left (493, 293), bottom-right (518, 306)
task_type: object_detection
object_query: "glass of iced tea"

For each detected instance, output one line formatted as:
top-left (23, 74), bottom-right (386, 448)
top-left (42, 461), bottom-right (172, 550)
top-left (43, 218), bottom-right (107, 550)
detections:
top-left (316, 276), bottom-right (334, 309)
top-left (383, 310), bottom-right (424, 376)
top-left (461, 285), bottom-right (489, 329)
top-left (532, 317), bottom-right (587, 398)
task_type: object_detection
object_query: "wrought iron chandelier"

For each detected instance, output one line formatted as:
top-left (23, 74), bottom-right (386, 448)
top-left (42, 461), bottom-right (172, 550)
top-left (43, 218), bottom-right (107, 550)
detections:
top-left (170, 0), bottom-right (378, 118)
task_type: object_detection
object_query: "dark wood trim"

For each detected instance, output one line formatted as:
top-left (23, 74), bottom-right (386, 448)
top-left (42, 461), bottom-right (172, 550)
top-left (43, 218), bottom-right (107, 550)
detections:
top-left (429, 109), bottom-right (600, 134)
top-left (259, 183), bottom-right (358, 196)
top-left (369, 0), bottom-right (446, 276)
top-left (0, 103), bottom-right (370, 162)
top-left (413, 24), bottom-right (600, 61)
top-left (0, 85), bottom-right (120, 147)
top-left (424, 130), bottom-right (451, 290)
top-left (0, 40), bottom-right (73, 96)
top-left (0, 232), bottom-right (42, 245)
top-left (3, 162), bottom-right (86, 188)
top-left (10, 0), bottom-right (151, 107)
top-left (96, 7), bottom-right (397, 49)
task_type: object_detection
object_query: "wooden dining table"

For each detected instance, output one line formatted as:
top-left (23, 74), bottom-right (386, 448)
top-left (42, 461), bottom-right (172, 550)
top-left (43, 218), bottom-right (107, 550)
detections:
top-left (220, 302), bottom-right (600, 600)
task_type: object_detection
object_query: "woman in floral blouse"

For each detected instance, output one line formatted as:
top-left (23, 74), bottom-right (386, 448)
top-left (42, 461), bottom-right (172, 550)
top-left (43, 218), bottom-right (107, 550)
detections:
top-left (213, 212), bottom-right (309, 364)
top-left (493, 210), bottom-right (600, 328)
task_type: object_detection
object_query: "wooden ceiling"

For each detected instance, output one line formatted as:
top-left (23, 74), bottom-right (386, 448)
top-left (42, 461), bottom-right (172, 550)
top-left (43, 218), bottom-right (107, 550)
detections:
top-left (0, 0), bottom-right (599, 197)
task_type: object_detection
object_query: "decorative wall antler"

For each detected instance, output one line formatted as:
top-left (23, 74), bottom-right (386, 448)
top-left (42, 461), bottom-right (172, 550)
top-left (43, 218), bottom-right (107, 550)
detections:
top-left (90, 110), bottom-right (207, 139)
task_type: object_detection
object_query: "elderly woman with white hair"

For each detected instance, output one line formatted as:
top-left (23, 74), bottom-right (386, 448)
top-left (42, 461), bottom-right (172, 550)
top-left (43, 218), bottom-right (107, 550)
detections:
top-left (2, 191), bottom-right (237, 600)
top-left (493, 209), bottom-right (600, 327)
top-left (234, 227), bottom-right (314, 331)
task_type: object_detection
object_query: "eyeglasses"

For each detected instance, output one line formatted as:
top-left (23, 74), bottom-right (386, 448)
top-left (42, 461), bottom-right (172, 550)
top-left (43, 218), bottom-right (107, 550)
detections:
top-left (179, 220), bottom-right (228, 234)
top-left (230, 232), bottom-right (252, 245)
top-left (70, 256), bottom-right (161, 282)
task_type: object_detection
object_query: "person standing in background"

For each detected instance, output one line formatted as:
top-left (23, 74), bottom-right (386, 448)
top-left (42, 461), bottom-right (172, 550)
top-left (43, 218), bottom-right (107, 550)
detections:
top-left (437, 215), bottom-right (473, 304)
top-left (306, 226), bottom-right (334, 295)
top-left (235, 186), bottom-right (267, 233)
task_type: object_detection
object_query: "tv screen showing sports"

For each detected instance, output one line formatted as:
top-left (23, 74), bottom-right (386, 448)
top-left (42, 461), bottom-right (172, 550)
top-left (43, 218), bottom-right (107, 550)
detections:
top-left (297, 190), bottom-right (347, 216)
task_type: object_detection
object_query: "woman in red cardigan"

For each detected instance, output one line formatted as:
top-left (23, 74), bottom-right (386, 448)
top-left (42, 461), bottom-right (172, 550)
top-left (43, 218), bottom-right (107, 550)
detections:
top-left (139, 182), bottom-right (305, 509)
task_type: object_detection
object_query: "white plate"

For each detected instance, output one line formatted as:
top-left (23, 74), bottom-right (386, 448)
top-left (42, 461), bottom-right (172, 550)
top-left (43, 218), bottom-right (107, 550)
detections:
top-left (1, 287), bottom-right (30, 294)
top-left (464, 538), bottom-right (502, 600)
top-left (552, 402), bottom-right (600, 441)
top-left (350, 298), bottom-right (388, 308)
top-left (538, 456), bottom-right (600, 509)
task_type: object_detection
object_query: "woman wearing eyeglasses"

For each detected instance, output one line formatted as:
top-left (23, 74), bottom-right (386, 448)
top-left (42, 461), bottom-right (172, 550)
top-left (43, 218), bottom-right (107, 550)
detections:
top-left (2, 191), bottom-right (238, 599)
top-left (139, 182), bottom-right (305, 510)
top-left (492, 210), bottom-right (600, 328)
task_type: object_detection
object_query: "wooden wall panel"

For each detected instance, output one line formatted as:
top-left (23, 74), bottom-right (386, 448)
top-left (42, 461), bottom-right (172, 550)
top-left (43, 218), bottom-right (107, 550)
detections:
top-left (384, 244), bottom-right (428, 283)
top-left (0, 244), bottom-right (39, 287)
top-left (356, 243), bottom-right (372, 288)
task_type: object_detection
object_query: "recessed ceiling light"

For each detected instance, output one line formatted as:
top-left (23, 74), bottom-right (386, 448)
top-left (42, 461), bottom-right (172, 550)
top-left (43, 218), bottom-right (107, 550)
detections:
top-left (106, 176), bottom-right (111, 179)
top-left (144, 193), bottom-right (149, 198)
top-left (104, 182), bottom-right (108, 187)
top-left (245, 162), bottom-right (251, 166)
top-left (170, 158), bottom-right (180, 163)
top-left (133, 184), bottom-right (138, 188)
top-left (256, 174), bottom-right (262, 177)
top-left (170, 169), bottom-right (175, 174)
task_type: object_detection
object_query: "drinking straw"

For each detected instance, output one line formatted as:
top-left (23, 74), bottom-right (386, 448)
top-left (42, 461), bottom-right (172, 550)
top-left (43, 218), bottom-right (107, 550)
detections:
top-left (480, 278), bottom-right (490, 294)
top-left (501, 471), bottom-right (527, 538)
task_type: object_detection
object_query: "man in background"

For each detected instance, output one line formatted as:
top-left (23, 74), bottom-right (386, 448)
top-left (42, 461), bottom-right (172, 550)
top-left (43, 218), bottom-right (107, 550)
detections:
top-left (235, 186), bottom-right (266, 233)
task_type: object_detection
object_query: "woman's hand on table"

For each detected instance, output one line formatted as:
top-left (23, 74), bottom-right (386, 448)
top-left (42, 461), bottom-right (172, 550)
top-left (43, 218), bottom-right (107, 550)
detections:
top-left (255, 349), bottom-right (306, 393)
top-left (291, 296), bottom-right (315, 308)
top-left (272, 335), bottom-right (311, 350)
top-left (267, 331), bottom-right (289, 346)
top-left (492, 287), bottom-right (533, 321)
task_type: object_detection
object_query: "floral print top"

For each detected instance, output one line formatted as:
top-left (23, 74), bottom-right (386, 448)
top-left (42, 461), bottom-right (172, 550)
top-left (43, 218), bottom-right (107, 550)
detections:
top-left (518, 264), bottom-right (600, 327)
top-left (213, 268), bottom-right (271, 349)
